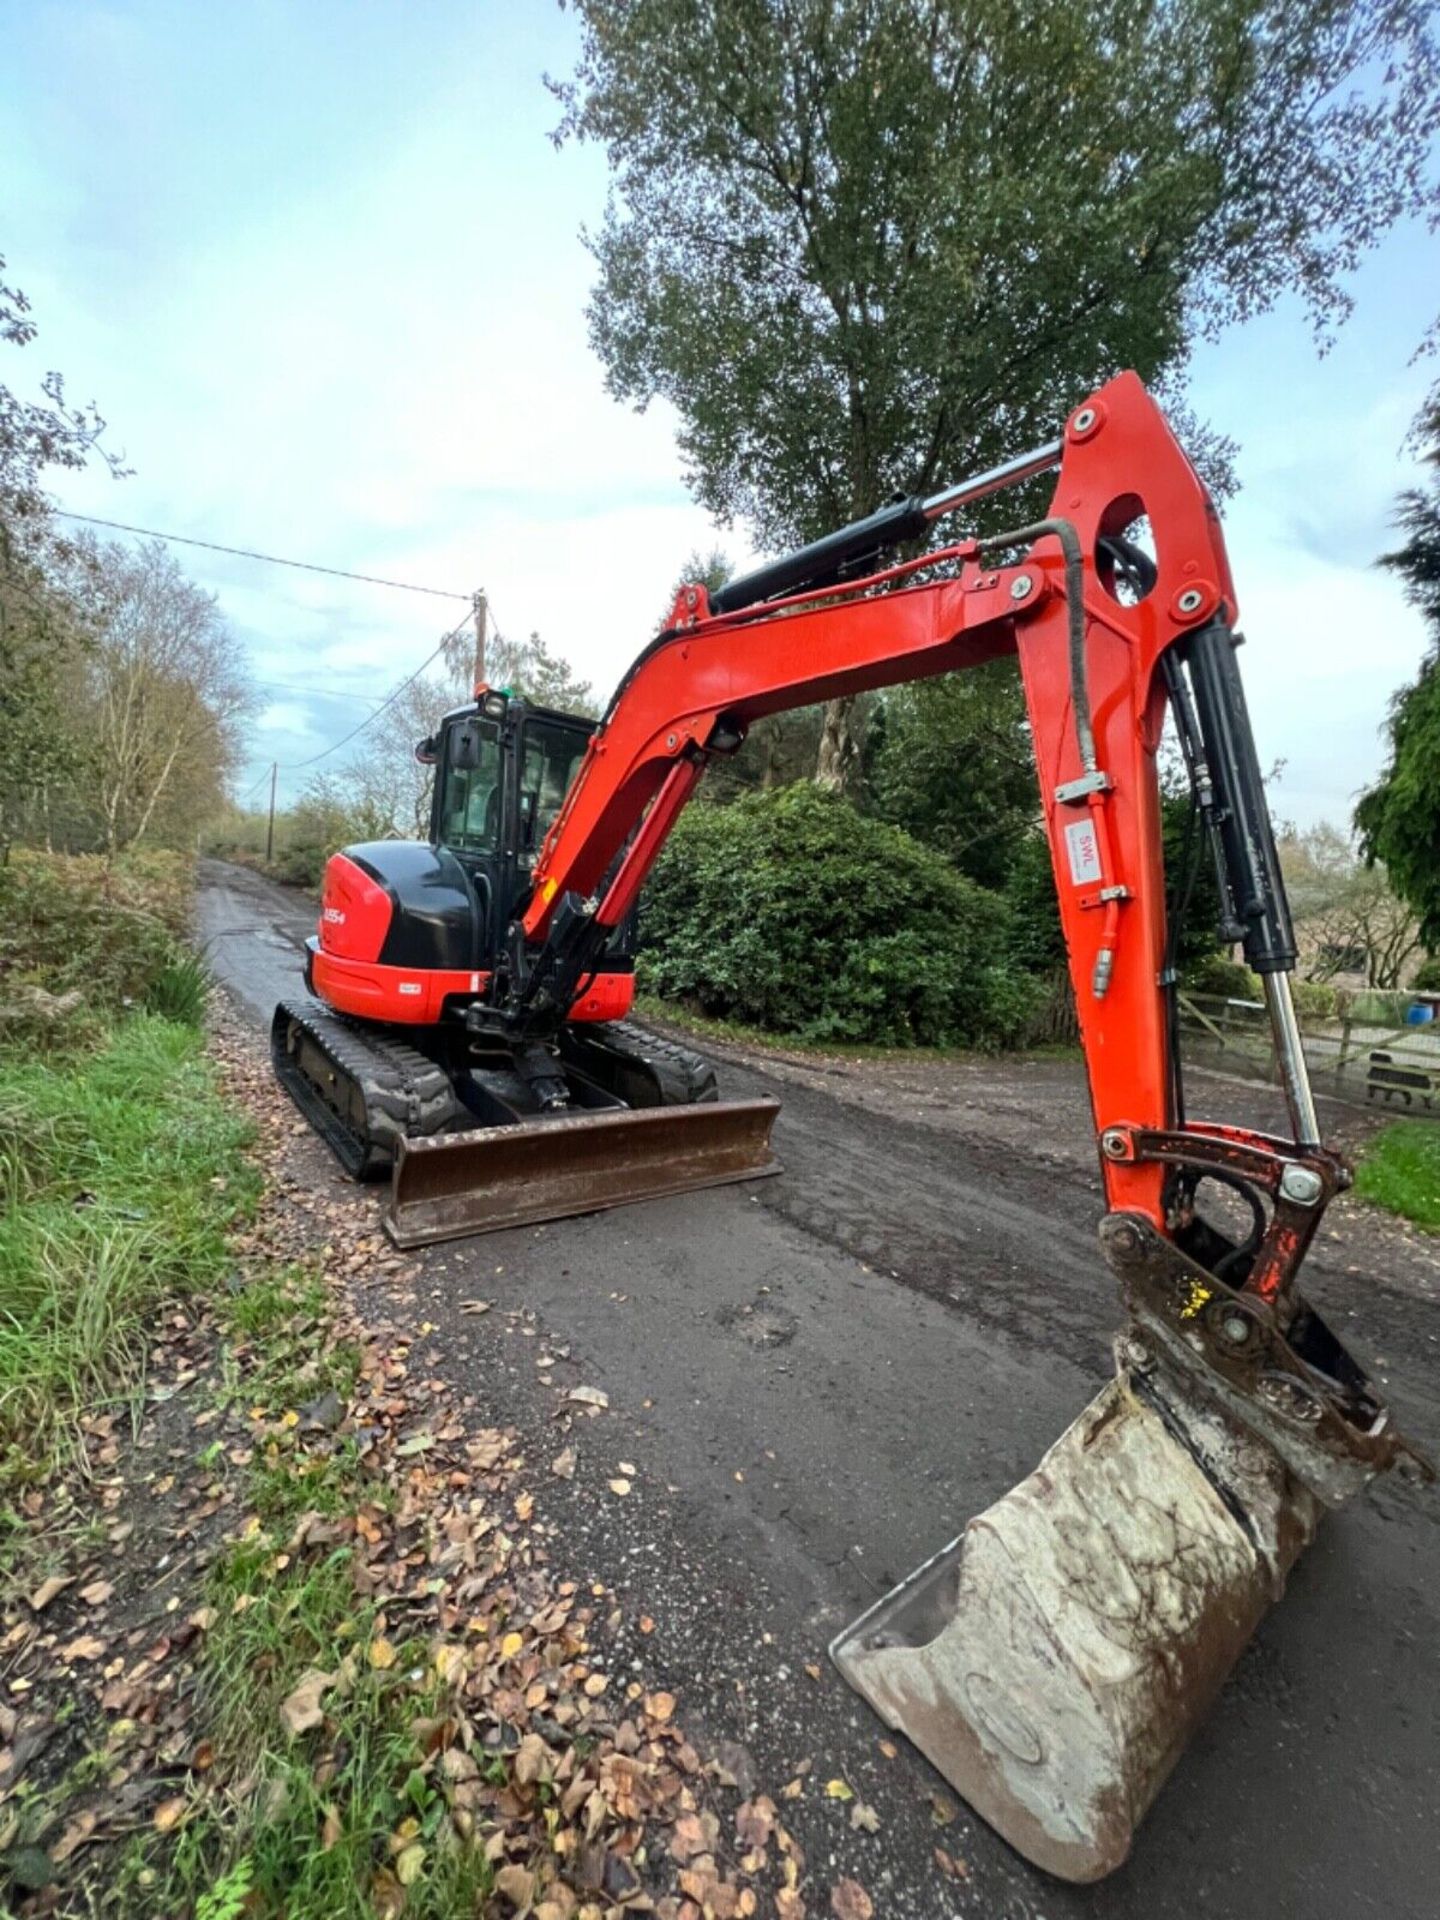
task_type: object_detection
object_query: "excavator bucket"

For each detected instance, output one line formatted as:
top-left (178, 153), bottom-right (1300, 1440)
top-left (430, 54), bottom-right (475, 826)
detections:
top-left (831, 1340), bottom-right (1321, 1882)
top-left (383, 1097), bottom-right (781, 1249)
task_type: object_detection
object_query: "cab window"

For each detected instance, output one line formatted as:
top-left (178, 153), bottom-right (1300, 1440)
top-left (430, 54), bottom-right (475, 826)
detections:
top-left (440, 721), bottom-right (504, 853)
top-left (517, 720), bottom-right (588, 864)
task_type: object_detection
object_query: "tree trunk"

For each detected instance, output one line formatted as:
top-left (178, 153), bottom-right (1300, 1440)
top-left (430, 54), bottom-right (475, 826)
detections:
top-left (815, 696), bottom-right (859, 792)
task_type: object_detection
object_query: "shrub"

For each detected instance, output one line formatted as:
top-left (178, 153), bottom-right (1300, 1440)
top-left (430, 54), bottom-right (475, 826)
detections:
top-left (638, 785), bottom-right (1036, 1048)
top-left (1183, 953), bottom-right (1262, 1001)
top-left (1289, 978), bottom-right (1339, 1022)
top-left (1412, 956), bottom-right (1440, 994)
top-left (0, 849), bottom-right (198, 1049)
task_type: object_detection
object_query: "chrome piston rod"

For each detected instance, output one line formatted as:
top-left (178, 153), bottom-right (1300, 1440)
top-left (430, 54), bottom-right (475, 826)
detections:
top-left (1263, 971), bottom-right (1322, 1148)
top-left (922, 438), bottom-right (1064, 523)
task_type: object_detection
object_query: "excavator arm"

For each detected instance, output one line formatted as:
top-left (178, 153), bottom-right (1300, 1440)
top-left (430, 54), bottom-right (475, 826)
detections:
top-left (416, 373), bottom-right (1427, 1878)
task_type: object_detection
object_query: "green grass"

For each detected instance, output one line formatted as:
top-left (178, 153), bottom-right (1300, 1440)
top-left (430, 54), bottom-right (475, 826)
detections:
top-left (0, 1015), bottom-right (258, 1500)
top-left (116, 1266), bottom-right (491, 1920)
top-left (1354, 1121), bottom-right (1440, 1231)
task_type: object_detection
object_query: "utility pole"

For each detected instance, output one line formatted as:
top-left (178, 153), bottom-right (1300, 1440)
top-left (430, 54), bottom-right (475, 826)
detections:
top-left (264, 761), bottom-right (278, 866)
top-left (472, 589), bottom-right (488, 690)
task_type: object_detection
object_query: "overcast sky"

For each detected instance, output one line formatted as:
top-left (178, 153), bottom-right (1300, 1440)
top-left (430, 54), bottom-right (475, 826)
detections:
top-left (2, 0), bottom-right (1435, 823)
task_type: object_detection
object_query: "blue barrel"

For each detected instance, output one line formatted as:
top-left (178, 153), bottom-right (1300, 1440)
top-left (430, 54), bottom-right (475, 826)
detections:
top-left (1405, 1001), bottom-right (1434, 1025)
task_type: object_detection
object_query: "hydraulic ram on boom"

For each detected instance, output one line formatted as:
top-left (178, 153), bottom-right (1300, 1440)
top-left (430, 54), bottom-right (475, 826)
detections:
top-left (275, 372), bottom-right (1427, 1880)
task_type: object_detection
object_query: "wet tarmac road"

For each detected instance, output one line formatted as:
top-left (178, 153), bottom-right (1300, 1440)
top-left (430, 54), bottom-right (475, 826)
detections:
top-left (199, 859), bottom-right (1440, 1920)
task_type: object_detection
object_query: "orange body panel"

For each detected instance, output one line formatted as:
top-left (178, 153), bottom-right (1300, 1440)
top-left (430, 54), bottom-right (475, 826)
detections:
top-left (311, 946), bottom-right (634, 1027)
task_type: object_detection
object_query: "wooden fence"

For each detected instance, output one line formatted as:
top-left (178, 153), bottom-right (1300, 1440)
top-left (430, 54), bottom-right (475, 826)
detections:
top-left (1177, 992), bottom-right (1440, 1118)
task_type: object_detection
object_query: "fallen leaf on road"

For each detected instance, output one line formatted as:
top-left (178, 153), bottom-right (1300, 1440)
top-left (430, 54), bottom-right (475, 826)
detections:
top-left (607, 1478), bottom-right (631, 1497)
top-left (644, 1690), bottom-right (675, 1722)
top-left (29, 1575), bottom-right (72, 1612)
top-left (550, 1446), bottom-right (576, 1478)
top-left (514, 1491), bottom-right (535, 1522)
top-left (459, 1300), bottom-right (492, 1315)
top-left (494, 1862), bottom-right (536, 1908)
top-left (830, 1879), bottom-right (873, 1920)
top-left (152, 1796), bottom-right (187, 1834)
top-left (929, 1790), bottom-right (957, 1826)
top-left (500, 1631), bottom-right (524, 1659)
top-left (638, 1614), bottom-right (655, 1634)
top-left (670, 1810), bottom-right (719, 1860)
top-left (850, 1800), bottom-right (881, 1834)
top-left (395, 1842), bottom-right (426, 1886)
top-left (567, 1385), bottom-right (608, 1409)
top-left (368, 1637), bottom-right (397, 1671)
top-left (58, 1634), bottom-right (106, 1663)
top-left (278, 1667), bottom-right (334, 1736)
top-left (618, 1460), bottom-right (637, 1475)
top-left (878, 1739), bottom-right (897, 1760)
top-left (583, 1672), bottom-right (608, 1696)
top-left (434, 1644), bottom-right (465, 1684)
top-left (79, 1580), bottom-right (114, 1607)
top-left (804, 1662), bottom-right (822, 1681)
top-left (934, 1845), bottom-right (970, 1880)
top-left (51, 1809), bottom-right (97, 1864)
top-left (736, 1797), bottom-right (776, 1849)
top-left (823, 1778), bottom-right (854, 1801)
top-left (514, 1732), bottom-right (550, 1785)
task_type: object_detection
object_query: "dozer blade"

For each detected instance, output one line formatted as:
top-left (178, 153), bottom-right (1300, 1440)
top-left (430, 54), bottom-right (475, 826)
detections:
top-left (383, 1098), bottom-right (781, 1249)
top-left (831, 1341), bottom-right (1321, 1883)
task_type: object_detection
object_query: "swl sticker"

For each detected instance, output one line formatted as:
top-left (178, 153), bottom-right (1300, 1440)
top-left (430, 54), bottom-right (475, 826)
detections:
top-left (1064, 818), bottom-right (1102, 886)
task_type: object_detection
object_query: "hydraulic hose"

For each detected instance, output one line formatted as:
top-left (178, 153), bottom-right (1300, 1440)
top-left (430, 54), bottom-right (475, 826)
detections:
top-left (975, 518), bottom-right (1093, 775)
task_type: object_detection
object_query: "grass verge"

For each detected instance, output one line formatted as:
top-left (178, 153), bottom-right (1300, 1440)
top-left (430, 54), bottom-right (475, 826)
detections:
top-left (0, 1015), bottom-right (258, 1529)
top-left (1354, 1121), bottom-right (1440, 1231)
top-left (113, 1268), bottom-right (494, 1920)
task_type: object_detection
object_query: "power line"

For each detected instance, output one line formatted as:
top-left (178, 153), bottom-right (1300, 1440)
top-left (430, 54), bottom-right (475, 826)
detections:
top-left (54, 510), bottom-right (471, 601)
top-left (251, 677), bottom-right (386, 708)
top-left (279, 606), bottom-right (477, 772)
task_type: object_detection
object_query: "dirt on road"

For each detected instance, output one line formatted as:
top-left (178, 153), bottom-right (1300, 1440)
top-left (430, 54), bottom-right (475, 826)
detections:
top-left (198, 859), bottom-right (1440, 1920)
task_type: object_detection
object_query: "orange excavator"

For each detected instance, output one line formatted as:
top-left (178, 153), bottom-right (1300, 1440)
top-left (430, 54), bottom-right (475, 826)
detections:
top-left (272, 373), bottom-right (1427, 1880)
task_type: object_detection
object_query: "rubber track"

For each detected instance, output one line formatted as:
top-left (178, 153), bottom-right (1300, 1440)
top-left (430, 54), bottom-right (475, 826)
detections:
top-left (583, 1020), bottom-right (719, 1106)
top-left (271, 999), bottom-right (464, 1179)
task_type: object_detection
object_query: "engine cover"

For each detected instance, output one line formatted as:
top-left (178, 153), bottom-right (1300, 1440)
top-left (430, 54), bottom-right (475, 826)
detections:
top-left (320, 843), bottom-right (478, 970)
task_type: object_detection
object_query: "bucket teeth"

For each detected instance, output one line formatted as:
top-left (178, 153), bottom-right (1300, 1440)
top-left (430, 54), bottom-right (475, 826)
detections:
top-left (830, 1351), bottom-right (1320, 1882)
top-left (383, 1098), bottom-right (780, 1248)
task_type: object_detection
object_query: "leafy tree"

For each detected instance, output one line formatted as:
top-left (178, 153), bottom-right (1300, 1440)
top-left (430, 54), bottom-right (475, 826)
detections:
top-left (0, 259), bottom-right (123, 855)
top-left (865, 662), bottom-right (1037, 889)
top-left (555, 0), bottom-right (1440, 785)
top-left (1356, 393), bottom-right (1440, 945)
top-left (57, 537), bottom-right (255, 853)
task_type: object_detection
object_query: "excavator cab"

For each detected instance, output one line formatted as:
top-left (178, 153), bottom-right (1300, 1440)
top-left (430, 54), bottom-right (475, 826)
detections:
top-left (426, 695), bottom-right (609, 963)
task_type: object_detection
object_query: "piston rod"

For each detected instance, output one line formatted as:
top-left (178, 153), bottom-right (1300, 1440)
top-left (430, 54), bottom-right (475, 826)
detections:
top-left (1263, 971), bottom-right (1322, 1148)
top-left (922, 437), bottom-right (1065, 522)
